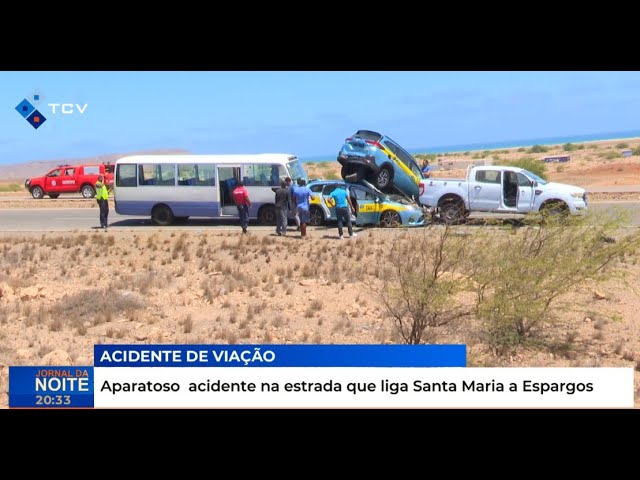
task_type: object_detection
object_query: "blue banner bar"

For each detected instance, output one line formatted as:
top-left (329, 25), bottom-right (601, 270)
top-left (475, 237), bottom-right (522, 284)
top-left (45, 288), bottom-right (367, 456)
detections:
top-left (95, 344), bottom-right (466, 367)
top-left (9, 366), bottom-right (94, 408)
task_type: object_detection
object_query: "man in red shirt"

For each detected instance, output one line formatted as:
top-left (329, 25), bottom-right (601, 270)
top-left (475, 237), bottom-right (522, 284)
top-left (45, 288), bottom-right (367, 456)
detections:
top-left (232, 180), bottom-right (251, 234)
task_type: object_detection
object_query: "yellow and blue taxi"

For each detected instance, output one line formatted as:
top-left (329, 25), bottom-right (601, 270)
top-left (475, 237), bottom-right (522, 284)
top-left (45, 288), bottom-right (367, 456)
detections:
top-left (307, 179), bottom-right (425, 228)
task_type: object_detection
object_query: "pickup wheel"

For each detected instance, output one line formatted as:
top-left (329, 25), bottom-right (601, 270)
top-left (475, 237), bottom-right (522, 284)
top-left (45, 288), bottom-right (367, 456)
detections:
top-left (540, 200), bottom-right (569, 222)
top-left (48, 193), bottom-right (60, 199)
top-left (439, 200), bottom-right (465, 225)
top-left (31, 186), bottom-right (44, 199)
top-left (81, 184), bottom-right (95, 198)
top-left (151, 204), bottom-right (175, 226)
top-left (380, 210), bottom-right (401, 228)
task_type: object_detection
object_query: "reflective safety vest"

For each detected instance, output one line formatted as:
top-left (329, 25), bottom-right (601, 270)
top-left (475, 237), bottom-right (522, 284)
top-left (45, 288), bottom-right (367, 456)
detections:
top-left (95, 182), bottom-right (109, 200)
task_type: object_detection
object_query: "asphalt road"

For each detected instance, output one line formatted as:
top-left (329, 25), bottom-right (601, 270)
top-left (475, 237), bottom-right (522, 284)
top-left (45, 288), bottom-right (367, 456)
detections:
top-left (1, 202), bottom-right (640, 232)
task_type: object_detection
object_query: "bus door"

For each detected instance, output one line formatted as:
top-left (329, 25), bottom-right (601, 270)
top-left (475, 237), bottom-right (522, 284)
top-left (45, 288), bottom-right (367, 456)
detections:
top-left (217, 166), bottom-right (241, 216)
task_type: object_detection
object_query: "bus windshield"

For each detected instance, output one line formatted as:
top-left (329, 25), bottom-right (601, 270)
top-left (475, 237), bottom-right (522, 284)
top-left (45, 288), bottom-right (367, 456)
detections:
top-left (287, 159), bottom-right (308, 183)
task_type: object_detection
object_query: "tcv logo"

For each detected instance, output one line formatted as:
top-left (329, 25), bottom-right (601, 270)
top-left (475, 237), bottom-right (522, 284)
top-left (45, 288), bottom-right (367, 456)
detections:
top-left (15, 91), bottom-right (88, 130)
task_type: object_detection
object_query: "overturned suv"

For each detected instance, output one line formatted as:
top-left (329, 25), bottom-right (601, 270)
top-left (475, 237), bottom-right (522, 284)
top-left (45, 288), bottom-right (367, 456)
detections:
top-left (337, 129), bottom-right (423, 200)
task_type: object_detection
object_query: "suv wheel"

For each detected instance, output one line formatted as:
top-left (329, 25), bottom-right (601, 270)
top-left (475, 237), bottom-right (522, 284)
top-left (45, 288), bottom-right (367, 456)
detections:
top-left (31, 186), bottom-right (44, 199)
top-left (81, 185), bottom-right (95, 198)
top-left (374, 166), bottom-right (393, 190)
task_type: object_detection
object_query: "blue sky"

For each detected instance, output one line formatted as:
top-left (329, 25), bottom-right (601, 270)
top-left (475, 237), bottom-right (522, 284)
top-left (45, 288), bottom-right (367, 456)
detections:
top-left (2, 71), bottom-right (640, 165)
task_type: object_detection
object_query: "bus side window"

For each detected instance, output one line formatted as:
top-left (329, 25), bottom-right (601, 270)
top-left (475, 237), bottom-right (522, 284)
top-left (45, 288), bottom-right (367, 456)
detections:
top-left (197, 164), bottom-right (216, 186)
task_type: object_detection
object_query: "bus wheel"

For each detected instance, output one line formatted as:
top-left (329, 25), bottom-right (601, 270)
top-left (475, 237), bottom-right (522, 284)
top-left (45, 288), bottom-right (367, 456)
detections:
top-left (151, 205), bottom-right (175, 226)
top-left (258, 205), bottom-right (276, 226)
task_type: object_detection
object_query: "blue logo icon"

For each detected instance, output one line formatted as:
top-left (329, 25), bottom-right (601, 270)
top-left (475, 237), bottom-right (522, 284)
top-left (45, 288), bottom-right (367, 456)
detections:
top-left (15, 94), bottom-right (46, 129)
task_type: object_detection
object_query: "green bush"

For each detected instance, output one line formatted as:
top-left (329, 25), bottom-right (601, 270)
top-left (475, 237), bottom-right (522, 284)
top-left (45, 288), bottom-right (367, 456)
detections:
top-left (616, 142), bottom-right (629, 149)
top-left (374, 226), bottom-right (472, 344)
top-left (576, 144), bottom-right (585, 150)
top-left (517, 147), bottom-right (526, 152)
top-left (605, 151), bottom-right (622, 160)
top-left (377, 212), bottom-right (640, 355)
top-left (470, 211), bottom-right (640, 355)
top-left (633, 146), bottom-right (640, 156)
top-left (528, 144), bottom-right (549, 153)
top-left (563, 143), bottom-right (577, 151)
top-left (503, 157), bottom-right (548, 180)
top-left (0, 184), bottom-right (21, 193)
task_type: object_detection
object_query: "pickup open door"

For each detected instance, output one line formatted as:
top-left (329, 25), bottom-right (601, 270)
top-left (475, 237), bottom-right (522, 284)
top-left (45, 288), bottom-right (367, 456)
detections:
top-left (468, 169), bottom-right (502, 211)
top-left (516, 172), bottom-right (535, 212)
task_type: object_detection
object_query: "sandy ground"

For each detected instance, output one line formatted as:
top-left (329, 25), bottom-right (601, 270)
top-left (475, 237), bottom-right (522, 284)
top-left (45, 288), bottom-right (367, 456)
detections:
top-left (2, 138), bottom-right (640, 409)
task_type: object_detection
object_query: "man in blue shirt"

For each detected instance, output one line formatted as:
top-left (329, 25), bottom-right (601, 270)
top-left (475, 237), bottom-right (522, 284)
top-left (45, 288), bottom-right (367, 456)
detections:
top-left (422, 159), bottom-right (432, 178)
top-left (292, 179), bottom-right (313, 238)
top-left (328, 184), bottom-right (357, 239)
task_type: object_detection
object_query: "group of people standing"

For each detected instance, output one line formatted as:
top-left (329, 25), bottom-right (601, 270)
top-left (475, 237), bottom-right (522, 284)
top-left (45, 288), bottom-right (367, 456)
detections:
top-left (275, 177), bottom-right (312, 238)
top-left (233, 176), bottom-right (313, 238)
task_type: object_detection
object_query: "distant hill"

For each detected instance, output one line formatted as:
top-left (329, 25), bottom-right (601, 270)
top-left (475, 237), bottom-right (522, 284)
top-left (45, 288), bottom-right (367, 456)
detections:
top-left (0, 149), bottom-right (191, 182)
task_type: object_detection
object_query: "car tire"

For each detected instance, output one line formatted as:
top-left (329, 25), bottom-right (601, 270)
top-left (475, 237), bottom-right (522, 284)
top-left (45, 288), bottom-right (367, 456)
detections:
top-left (341, 165), bottom-right (366, 182)
top-left (539, 201), bottom-right (569, 222)
top-left (258, 205), bottom-right (276, 226)
top-left (380, 210), bottom-right (401, 228)
top-left (374, 165), bottom-right (393, 190)
top-left (31, 186), bottom-right (44, 199)
top-left (48, 193), bottom-right (60, 199)
top-left (308, 206), bottom-right (324, 226)
top-left (439, 200), bottom-right (465, 225)
top-left (151, 204), bottom-right (175, 226)
top-left (81, 184), bottom-right (95, 198)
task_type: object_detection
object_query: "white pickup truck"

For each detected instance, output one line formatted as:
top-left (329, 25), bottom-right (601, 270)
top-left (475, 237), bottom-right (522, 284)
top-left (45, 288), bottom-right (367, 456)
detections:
top-left (418, 165), bottom-right (588, 223)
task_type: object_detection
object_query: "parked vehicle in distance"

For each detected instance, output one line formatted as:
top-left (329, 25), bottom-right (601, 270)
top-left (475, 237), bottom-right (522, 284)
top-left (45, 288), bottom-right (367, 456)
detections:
top-left (114, 154), bottom-right (308, 226)
top-left (337, 130), bottom-right (423, 200)
top-left (418, 165), bottom-right (587, 223)
top-left (25, 164), bottom-right (114, 199)
top-left (307, 179), bottom-right (425, 228)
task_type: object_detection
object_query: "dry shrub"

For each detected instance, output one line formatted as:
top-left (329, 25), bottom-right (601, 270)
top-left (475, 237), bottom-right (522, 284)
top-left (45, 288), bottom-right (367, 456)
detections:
top-left (49, 289), bottom-right (145, 329)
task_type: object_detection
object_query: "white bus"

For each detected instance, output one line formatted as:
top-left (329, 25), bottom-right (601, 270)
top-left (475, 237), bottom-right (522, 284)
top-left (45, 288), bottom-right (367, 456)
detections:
top-left (114, 154), bottom-right (308, 226)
